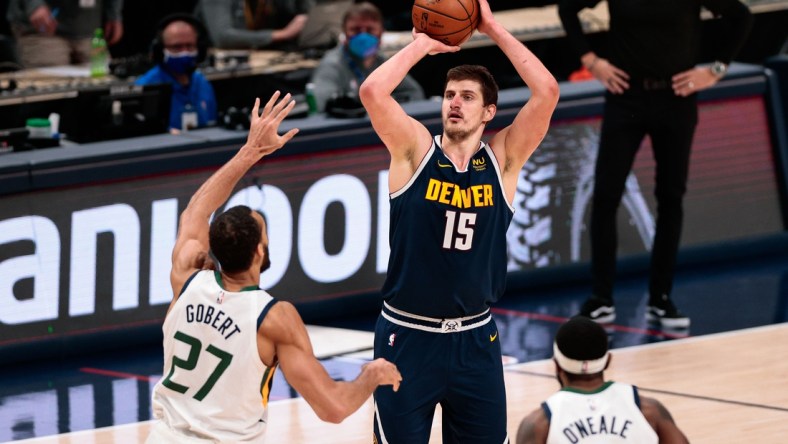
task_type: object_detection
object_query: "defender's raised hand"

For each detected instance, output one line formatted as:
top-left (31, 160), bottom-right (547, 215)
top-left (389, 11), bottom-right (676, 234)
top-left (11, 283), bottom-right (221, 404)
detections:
top-left (243, 91), bottom-right (300, 157)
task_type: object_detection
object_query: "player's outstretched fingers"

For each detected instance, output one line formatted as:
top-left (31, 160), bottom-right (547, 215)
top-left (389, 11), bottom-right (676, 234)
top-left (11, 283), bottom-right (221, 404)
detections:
top-left (271, 93), bottom-right (292, 120)
top-left (281, 127), bottom-right (299, 145)
top-left (262, 91), bottom-right (281, 118)
top-left (274, 98), bottom-right (296, 124)
top-left (249, 97), bottom-right (261, 122)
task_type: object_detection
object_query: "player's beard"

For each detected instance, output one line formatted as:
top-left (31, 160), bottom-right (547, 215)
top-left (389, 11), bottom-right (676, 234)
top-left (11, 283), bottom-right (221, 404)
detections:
top-left (444, 125), bottom-right (472, 142)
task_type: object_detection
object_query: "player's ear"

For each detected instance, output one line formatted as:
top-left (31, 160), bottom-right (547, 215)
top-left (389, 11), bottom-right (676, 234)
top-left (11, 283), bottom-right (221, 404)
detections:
top-left (483, 104), bottom-right (496, 123)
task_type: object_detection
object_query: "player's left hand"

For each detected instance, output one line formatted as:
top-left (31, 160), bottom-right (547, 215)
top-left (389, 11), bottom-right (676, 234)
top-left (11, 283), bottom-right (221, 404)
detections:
top-left (475, 0), bottom-right (496, 35)
top-left (672, 66), bottom-right (719, 97)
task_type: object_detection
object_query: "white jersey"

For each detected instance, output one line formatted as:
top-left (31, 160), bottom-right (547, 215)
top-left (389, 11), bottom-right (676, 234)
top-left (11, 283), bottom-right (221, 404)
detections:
top-left (544, 381), bottom-right (658, 444)
top-left (149, 270), bottom-right (278, 443)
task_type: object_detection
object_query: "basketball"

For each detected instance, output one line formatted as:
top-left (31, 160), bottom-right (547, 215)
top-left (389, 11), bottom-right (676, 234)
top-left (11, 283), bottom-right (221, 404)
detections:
top-left (412, 0), bottom-right (480, 47)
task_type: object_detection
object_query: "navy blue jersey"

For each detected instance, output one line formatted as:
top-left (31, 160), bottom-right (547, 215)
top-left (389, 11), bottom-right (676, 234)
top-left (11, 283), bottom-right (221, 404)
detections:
top-left (381, 135), bottom-right (514, 317)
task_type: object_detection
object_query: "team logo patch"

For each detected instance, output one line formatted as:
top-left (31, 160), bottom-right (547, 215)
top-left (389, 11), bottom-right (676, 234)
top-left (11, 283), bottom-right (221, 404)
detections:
top-left (388, 333), bottom-right (396, 346)
top-left (472, 157), bottom-right (487, 172)
top-left (442, 320), bottom-right (459, 332)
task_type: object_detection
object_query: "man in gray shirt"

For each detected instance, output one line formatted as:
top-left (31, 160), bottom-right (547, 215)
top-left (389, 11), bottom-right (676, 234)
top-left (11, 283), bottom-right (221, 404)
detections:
top-left (8, 0), bottom-right (123, 67)
top-left (309, 1), bottom-right (423, 113)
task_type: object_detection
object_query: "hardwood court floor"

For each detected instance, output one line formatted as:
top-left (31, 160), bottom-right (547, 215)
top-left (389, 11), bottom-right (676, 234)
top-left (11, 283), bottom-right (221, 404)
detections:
top-left (4, 250), bottom-right (788, 443)
top-left (11, 323), bottom-right (788, 444)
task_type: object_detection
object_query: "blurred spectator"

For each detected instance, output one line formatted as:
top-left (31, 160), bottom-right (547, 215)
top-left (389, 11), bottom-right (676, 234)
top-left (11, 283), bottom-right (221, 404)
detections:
top-left (8, 0), bottom-right (123, 68)
top-left (0, 0), bottom-right (19, 71)
top-left (135, 13), bottom-right (217, 131)
top-left (112, 0), bottom-right (197, 59)
top-left (309, 1), bottom-right (423, 113)
top-left (363, 0), bottom-right (409, 31)
top-left (195, 0), bottom-right (313, 50)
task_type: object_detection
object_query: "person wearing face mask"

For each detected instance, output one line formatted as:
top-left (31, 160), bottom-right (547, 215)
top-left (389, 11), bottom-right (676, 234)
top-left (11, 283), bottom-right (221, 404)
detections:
top-left (135, 14), bottom-right (217, 132)
top-left (308, 1), bottom-right (423, 113)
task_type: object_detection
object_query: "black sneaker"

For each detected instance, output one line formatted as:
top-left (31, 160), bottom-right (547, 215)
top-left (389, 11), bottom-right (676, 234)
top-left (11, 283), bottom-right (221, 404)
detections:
top-left (578, 297), bottom-right (616, 323)
top-left (647, 295), bottom-right (690, 328)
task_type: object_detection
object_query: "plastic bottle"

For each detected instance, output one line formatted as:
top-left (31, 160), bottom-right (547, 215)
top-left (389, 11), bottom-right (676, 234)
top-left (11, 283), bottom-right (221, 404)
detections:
top-left (48, 113), bottom-right (60, 139)
top-left (305, 83), bottom-right (318, 115)
top-left (26, 118), bottom-right (51, 138)
top-left (90, 28), bottom-right (109, 78)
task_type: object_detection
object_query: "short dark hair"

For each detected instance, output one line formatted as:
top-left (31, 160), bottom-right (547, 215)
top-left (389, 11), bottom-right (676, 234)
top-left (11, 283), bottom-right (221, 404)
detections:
top-left (556, 316), bottom-right (609, 361)
top-left (555, 316), bottom-right (609, 380)
top-left (209, 205), bottom-right (261, 273)
top-left (343, 2), bottom-right (382, 27)
top-left (445, 65), bottom-right (499, 106)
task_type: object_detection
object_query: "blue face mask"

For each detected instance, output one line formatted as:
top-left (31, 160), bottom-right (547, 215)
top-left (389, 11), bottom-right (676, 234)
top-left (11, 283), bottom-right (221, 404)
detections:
top-left (163, 49), bottom-right (198, 75)
top-left (347, 32), bottom-right (380, 59)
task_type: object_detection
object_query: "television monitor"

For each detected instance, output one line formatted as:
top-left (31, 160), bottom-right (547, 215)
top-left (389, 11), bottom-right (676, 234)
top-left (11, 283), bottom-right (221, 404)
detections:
top-left (61, 83), bottom-right (172, 144)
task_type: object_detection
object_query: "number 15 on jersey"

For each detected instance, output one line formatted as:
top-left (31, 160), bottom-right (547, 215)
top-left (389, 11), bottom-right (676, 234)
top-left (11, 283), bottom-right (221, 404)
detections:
top-left (443, 210), bottom-right (477, 251)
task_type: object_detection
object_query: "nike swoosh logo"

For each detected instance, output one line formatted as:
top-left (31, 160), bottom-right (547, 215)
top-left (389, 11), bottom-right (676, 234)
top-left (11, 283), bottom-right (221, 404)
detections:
top-left (490, 332), bottom-right (498, 342)
top-left (437, 161), bottom-right (453, 168)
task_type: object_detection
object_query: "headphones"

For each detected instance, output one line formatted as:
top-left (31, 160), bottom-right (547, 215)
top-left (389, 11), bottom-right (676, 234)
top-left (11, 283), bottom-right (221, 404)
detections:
top-left (150, 13), bottom-right (210, 65)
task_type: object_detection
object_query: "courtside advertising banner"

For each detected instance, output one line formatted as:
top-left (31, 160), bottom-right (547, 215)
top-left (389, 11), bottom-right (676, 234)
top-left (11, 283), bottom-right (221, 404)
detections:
top-left (0, 95), bottom-right (783, 353)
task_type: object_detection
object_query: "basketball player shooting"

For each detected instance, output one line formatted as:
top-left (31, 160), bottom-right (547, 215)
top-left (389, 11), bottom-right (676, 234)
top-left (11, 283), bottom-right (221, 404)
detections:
top-left (359, 0), bottom-right (559, 442)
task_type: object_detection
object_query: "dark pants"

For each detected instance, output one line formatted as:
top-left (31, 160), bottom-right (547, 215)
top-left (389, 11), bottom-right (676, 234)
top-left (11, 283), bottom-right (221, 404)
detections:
top-left (591, 87), bottom-right (698, 301)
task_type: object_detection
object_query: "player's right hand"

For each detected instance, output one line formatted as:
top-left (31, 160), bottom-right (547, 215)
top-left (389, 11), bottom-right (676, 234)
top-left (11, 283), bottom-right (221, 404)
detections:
top-left (364, 358), bottom-right (403, 392)
top-left (411, 30), bottom-right (460, 56)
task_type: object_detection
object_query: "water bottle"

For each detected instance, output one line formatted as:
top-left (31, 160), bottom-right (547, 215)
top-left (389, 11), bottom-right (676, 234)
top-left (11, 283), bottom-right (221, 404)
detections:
top-left (90, 28), bottom-right (109, 78)
top-left (305, 83), bottom-right (318, 115)
top-left (26, 118), bottom-right (51, 138)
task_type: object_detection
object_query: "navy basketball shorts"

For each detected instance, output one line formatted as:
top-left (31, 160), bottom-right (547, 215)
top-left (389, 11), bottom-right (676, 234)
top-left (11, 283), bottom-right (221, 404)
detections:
top-left (372, 304), bottom-right (508, 444)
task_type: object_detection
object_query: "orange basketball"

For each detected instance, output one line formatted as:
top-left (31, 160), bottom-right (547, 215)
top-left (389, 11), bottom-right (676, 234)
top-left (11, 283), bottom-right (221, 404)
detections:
top-left (412, 0), bottom-right (480, 47)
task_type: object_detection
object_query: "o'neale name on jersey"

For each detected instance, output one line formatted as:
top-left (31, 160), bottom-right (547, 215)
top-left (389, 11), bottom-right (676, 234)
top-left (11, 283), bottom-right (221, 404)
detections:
top-left (425, 179), bottom-right (494, 209)
top-left (560, 415), bottom-right (633, 442)
top-left (185, 303), bottom-right (241, 339)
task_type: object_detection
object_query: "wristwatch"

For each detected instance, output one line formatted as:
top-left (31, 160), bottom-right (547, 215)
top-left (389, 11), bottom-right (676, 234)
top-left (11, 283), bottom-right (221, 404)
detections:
top-left (710, 61), bottom-right (728, 79)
